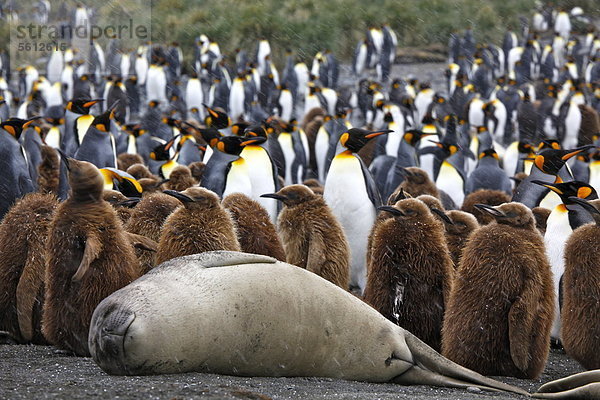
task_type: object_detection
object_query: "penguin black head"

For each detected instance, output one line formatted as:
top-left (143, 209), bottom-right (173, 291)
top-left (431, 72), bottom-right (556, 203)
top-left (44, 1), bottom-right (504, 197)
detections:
top-left (123, 124), bottom-right (146, 137)
top-left (377, 198), bottom-right (432, 220)
top-left (148, 100), bottom-right (160, 109)
top-left (203, 104), bottom-right (231, 129)
top-left (163, 187), bottom-right (220, 209)
top-left (403, 129), bottom-right (436, 147)
top-left (215, 135), bottom-right (266, 156)
top-left (66, 98), bottom-right (103, 114)
top-left (162, 117), bottom-right (180, 128)
top-left (0, 117), bottom-right (41, 140)
top-left (100, 167), bottom-right (143, 198)
top-left (517, 141), bottom-right (534, 154)
top-left (479, 148), bottom-right (499, 160)
top-left (531, 180), bottom-right (598, 205)
top-left (150, 136), bottom-right (177, 161)
top-left (339, 128), bottom-right (392, 153)
top-left (231, 122), bottom-right (251, 137)
top-left (261, 185), bottom-right (316, 207)
top-left (474, 202), bottom-right (535, 229)
top-left (244, 125), bottom-right (269, 138)
top-left (91, 108), bottom-right (115, 133)
top-left (538, 140), bottom-right (561, 150)
top-left (532, 145), bottom-right (594, 175)
top-left (567, 197), bottom-right (600, 225)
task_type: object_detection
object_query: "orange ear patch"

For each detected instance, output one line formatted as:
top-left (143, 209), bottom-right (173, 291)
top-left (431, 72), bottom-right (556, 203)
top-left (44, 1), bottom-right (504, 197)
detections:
top-left (340, 132), bottom-right (349, 147)
top-left (577, 186), bottom-right (593, 199)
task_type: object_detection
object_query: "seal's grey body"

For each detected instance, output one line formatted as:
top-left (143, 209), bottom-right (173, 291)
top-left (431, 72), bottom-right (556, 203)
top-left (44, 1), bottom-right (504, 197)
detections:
top-left (89, 252), bottom-right (525, 395)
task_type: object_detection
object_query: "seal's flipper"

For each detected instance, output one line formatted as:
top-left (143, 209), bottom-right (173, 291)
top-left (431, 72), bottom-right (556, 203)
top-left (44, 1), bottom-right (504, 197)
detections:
top-left (534, 370), bottom-right (600, 398)
top-left (399, 331), bottom-right (529, 395)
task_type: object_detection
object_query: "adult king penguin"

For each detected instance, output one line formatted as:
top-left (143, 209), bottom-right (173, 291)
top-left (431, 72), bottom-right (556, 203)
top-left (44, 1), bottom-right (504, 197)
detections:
top-left (323, 127), bottom-right (391, 295)
top-left (532, 180), bottom-right (598, 347)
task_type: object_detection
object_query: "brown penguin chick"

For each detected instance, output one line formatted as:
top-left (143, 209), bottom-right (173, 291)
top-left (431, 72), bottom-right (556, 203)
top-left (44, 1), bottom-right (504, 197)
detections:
top-left (366, 188), bottom-right (413, 268)
top-left (188, 161), bottom-right (205, 183)
top-left (398, 167), bottom-right (440, 199)
top-left (102, 190), bottom-right (134, 224)
top-left (262, 185), bottom-right (350, 290)
top-left (164, 165), bottom-right (197, 192)
top-left (441, 202), bottom-right (554, 379)
top-left (0, 193), bottom-right (58, 344)
top-left (300, 106), bottom-right (326, 131)
top-left (125, 193), bottom-right (181, 273)
top-left (42, 158), bottom-right (144, 356)
top-left (302, 178), bottom-right (323, 196)
top-left (416, 194), bottom-right (444, 211)
top-left (531, 206), bottom-right (551, 235)
top-left (37, 145), bottom-right (60, 194)
top-left (222, 193), bottom-right (286, 262)
top-left (461, 188), bottom-right (511, 225)
top-left (156, 187), bottom-right (241, 265)
top-left (138, 178), bottom-right (165, 194)
top-left (117, 153), bottom-right (144, 172)
top-left (363, 198), bottom-right (454, 351)
top-left (577, 104), bottom-right (600, 146)
top-left (126, 163), bottom-right (154, 180)
top-left (438, 210), bottom-right (479, 269)
top-left (561, 198), bottom-right (600, 370)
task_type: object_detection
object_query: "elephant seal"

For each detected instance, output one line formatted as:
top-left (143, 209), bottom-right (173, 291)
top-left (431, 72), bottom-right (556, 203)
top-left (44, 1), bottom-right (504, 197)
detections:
top-left (89, 251), bottom-right (526, 395)
top-left (534, 370), bottom-right (600, 398)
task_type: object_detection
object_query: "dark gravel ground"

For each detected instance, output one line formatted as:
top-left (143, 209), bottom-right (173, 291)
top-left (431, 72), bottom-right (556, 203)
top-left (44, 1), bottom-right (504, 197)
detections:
top-left (0, 345), bottom-right (584, 399)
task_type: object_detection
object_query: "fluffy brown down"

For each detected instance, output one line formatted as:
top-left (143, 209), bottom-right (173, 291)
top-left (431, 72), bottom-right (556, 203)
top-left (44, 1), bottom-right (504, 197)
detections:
top-left (364, 198), bottom-right (454, 351)
top-left (125, 193), bottom-right (180, 273)
top-left (222, 193), bottom-right (286, 261)
top-left (0, 193), bottom-right (58, 344)
top-left (37, 145), bottom-right (60, 194)
top-left (532, 206), bottom-right (551, 235)
top-left (126, 163), bottom-right (155, 180)
top-left (42, 159), bottom-right (143, 356)
top-left (461, 189), bottom-right (511, 225)
top-left (442, 202), bottom-right (554, 379)
top-left (398, 167), bottom-right (440, 199)
top-left (164, 165), bottom-right (197, 192)
top-left (275, 185), bottom-right (350, 290)
top-left (561, 199), bottom-right (600, 370)
top-left (103, 190), bottom-right (133, 224)
top-left (155, 187), bottom-right (241, 265)
top-left (443, 210), bottom-right (479, 269)
top-left (117, 153), bottom-right (144, 172)
top-left (188, 161), bottom-right (205, 183)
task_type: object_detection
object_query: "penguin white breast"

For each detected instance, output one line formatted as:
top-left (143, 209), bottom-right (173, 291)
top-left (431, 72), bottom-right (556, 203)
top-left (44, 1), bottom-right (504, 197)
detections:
top-left (385, 122), bottom-right (401, 157)
top-left (229, 80), bottom-right (245, 121)
top-left (315, 127), bottom-right (330, 183)
top-left (46, 127), bottom-right (61, 149)
top-left (502, 141), bottom-right (520, 177)
top-left (435, 161), bottom-right (464, 207)
top-left (278, 133), bottom-right (295, 186)
top-left (240, 146), bottom-right (277, 222)
top-left (223, 158), bottom-right (252, 198)
top-left (589, 161), bottom-right (600, 194)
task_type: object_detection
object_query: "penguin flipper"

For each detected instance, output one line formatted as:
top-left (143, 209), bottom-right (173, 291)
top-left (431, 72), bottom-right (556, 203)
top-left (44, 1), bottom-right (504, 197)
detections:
top-left (15, 257), bottom-right (44, 342)
top-left (508, 284), bottom-right (542, 373)
top-left (357, 154), bottom-right (383, 208)
top-left (126, 232), bottom-right (158, 252)
top-left (72, 235), bottom-right (102, 282)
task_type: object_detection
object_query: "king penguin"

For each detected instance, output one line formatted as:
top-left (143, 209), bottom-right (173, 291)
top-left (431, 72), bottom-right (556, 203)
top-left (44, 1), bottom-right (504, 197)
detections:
top-left (64, 98), bottom-right (103, 157)
top-left (533, 180), bottom-right (597, 346)
top-left (201, 135), bottom-right (264, 198)
top-left (240, 126), bottom-right (281, 223)
top-left (73, 108), bottom-right (118, 169)
top-left (323, 127), bottom-right (391, 295)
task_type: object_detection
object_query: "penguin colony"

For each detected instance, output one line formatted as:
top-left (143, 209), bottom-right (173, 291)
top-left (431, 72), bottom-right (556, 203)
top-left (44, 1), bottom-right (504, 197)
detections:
top-left (0, 1), bottom-right (598, 382)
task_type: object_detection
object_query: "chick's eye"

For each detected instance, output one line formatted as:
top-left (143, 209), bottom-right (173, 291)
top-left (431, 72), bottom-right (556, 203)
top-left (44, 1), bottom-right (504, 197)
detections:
top-left (405, 209), bottom-right (415, 215)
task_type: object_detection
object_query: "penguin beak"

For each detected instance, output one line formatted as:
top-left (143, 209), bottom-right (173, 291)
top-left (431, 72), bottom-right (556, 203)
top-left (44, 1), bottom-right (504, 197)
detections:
top-left (530, 180), bottom-right (562, 194)
top-left (431, 208), bottom-right (453, 225)
top-left (23, 116), bottom-right (42, 129)
top-left (260, 193), bottom-right (286, 202)
top-left (561, 145), bottom-right (595, 161)
top-left (116, 198), bottom-right (142, 208)
top-left (56, 148), bottom-right (71, 171)
top-left (474, 204), bottom-right (505, 218)
top-left (397, 167), bottom-right (414, 177)
top-left (365, 129), bottom-right (393, 139)
top-left (567, 196), bottom-right (600, 217)
top-left (240, 137), bottom-right (266, 146)
top-left (163, 190), bottom-right (194, 203)
top-left (377, 205), bottom-right (405, 216)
